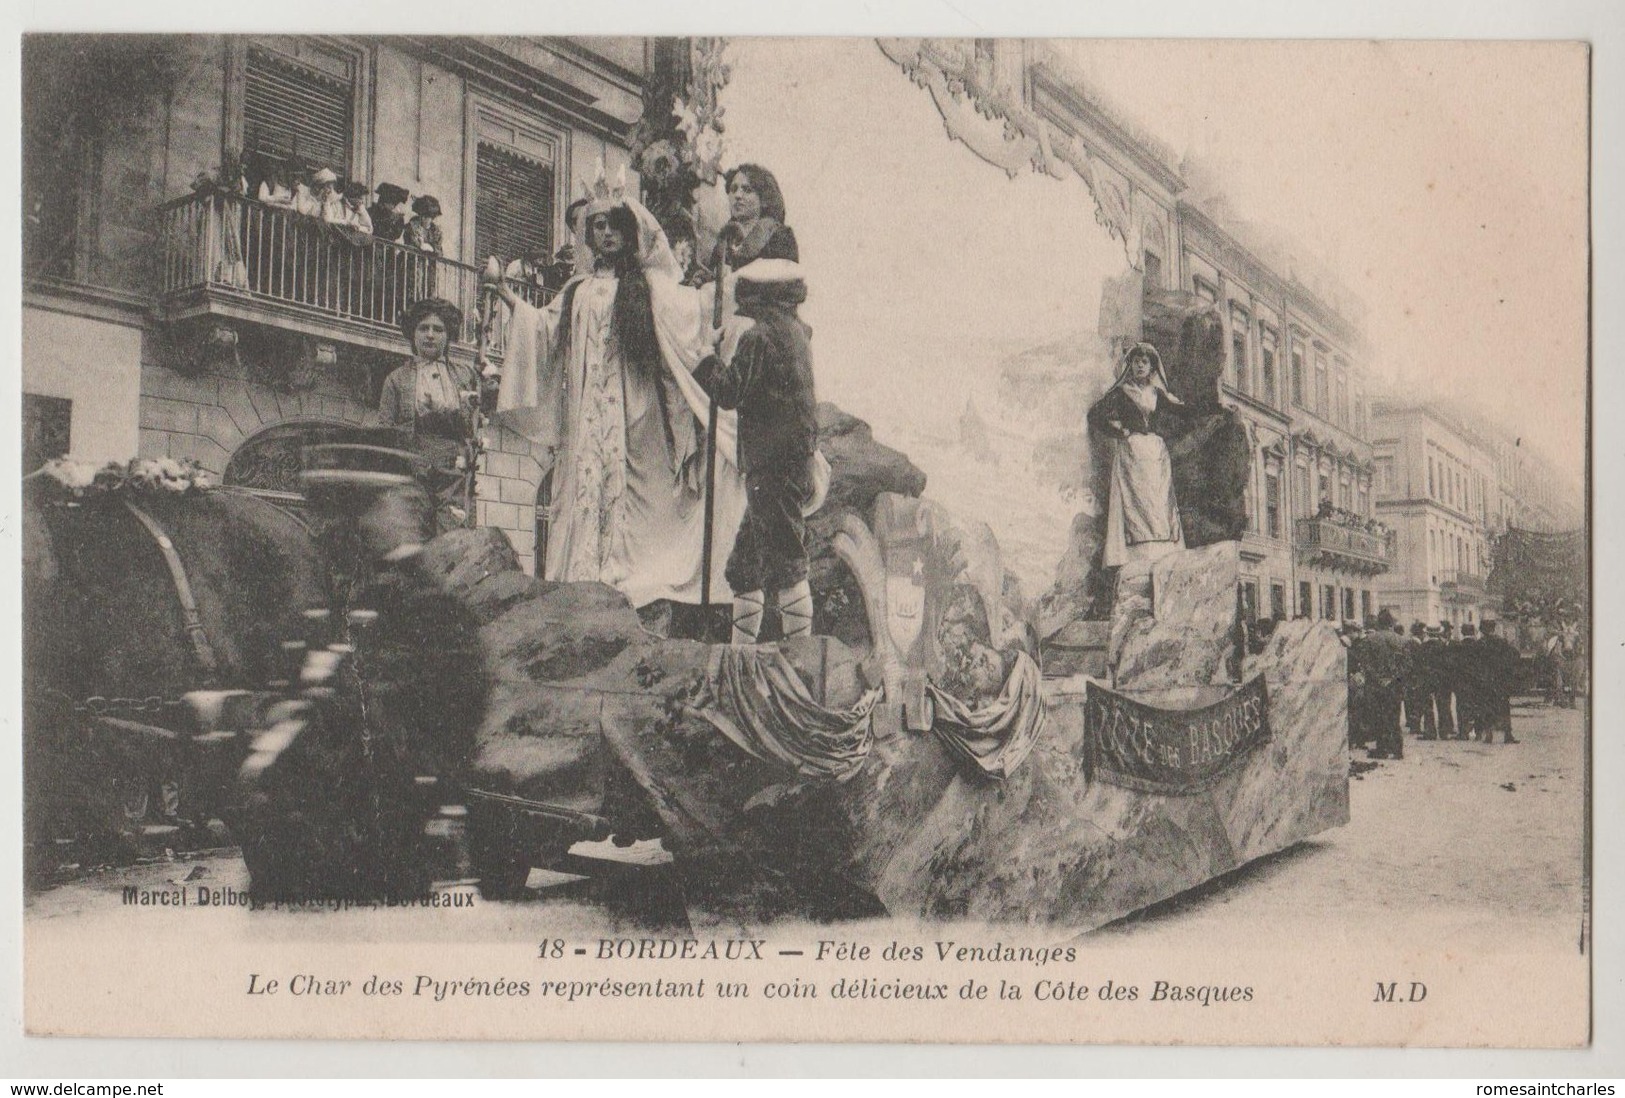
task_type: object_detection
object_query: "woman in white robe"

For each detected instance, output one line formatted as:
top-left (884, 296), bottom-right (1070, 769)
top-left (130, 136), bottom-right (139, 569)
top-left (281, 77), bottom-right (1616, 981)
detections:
top-left (490, 195), bottom-right (746, 610)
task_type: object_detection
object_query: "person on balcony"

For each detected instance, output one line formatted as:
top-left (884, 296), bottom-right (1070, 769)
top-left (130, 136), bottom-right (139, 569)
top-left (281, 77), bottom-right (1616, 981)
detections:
top-left (299, 167), bottom-right (338, 219)
top-left (322, 182), bottom-right (374, 314)
top-left (488, 184), bottom-right (746, 611)
top-left (378, 297), bottom-right (493, 535)
top-left (503, 246), bottom-right (551, 299)
top-left (545, 196), bottom-right (590, 294)
top-left (1087, 341), bottom-right (1192, 569)
top-left (245, 158), bottom-right (296, 294)
top-left (368, 183), bottom-right (409, 244)
top-left (404, 195), bottom-right (443, 301)
top-left (404, 195), bottom-right (443, 254)
top-left (367, 183), bottom-right (411, 320)
top-left (256, 160), bottom-right (297, 211)
top-left (327, 181), bottom-right (374, 235)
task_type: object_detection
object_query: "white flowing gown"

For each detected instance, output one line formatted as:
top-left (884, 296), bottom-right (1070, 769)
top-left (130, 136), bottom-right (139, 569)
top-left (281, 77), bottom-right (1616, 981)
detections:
top-left (494, 202), bottom-right (747, 608)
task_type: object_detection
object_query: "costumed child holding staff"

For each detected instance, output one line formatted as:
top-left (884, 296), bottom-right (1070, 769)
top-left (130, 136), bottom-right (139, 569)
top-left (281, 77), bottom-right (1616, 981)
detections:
top-left (695, 258), bottom-right (822, 644)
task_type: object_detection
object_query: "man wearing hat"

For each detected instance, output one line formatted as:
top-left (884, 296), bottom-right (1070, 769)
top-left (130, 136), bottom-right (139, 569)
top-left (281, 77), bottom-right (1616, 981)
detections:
top-left (1415, 624), bottom-right (1452, 740)
top-left (1479, 620), bottom-right (1520, 743)
top-left (1432, 622), bottom-right (1461, 740)
top-left (299, 167), bottom-right (339, 219)
top-left (1403, 620), bottom-right (1428, 736)
top-left (1455, 622), bottom-right (1485, 740)
top-left (1362, 608), bottom-right (1407, 759)
top-left (694, 257), bottom-right (820, 643)
top-left (405, 195), bottom-right (444, 300)
top-left (369, 183), bottom-right (410, 244)
top-left (327, 181), bottom-right (374, 237)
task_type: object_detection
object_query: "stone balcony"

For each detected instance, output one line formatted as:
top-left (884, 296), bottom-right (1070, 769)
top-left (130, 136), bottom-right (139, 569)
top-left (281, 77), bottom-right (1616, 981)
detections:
top-left (155, 191), bottom-right (550, 367)
top-left (1437, 569), bottom-right (1489, 603)
top-left (1294, 516), bottom-right (1392, 575)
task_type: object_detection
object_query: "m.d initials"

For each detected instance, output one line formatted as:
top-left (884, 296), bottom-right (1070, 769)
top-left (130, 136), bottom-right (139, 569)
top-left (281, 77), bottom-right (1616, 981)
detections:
top-left (1374, 981), bottom-right (1428, 1003)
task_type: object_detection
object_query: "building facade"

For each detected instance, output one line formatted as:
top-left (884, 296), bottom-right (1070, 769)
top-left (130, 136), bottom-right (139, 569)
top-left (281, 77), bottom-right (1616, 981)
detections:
top-left (1371, 398), bottom-right (1581, 630)
top-left (880, 38), bottom-right (1390, 627)
top-left (1174, 205), bottom-right (1387, 627)
top-left (23, 34), bottom-right (654, 576)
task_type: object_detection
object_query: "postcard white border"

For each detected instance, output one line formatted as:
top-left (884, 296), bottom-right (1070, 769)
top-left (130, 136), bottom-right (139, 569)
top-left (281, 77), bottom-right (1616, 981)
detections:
top-left (1, 0), bottom-right (1620, 1078)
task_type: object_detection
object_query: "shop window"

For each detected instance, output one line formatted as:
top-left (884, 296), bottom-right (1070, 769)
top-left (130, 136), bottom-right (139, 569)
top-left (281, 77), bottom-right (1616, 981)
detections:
top-left (1239, 581), bottom-right (1259, 625)
top-left (1231, 322), bottom-right (1249, 395)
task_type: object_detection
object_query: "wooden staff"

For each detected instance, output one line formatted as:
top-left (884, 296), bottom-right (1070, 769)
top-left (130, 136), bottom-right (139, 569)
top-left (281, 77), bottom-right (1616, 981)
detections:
top-left (462, 258), bottom-right (501, 525)
top-left (699, 248), bottom-right (730, 615)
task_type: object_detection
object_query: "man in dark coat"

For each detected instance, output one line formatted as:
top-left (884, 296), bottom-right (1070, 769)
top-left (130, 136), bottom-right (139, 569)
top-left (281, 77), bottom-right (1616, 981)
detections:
top-left (695, 258), bottom-right (819, 644)
top-left (1346, 625), bottom-right (1370, 750)
top-left (1455, 623), bottom-right (1484, 740)
top-left (1417, 625), bottom-right (1454, 740)
top-left (1362, 609), bottom-right (1407, 759)
top-left (1479, 619), bottom-right (1521, 743)
top-left (1404, 621), bottom-right (1429, 736)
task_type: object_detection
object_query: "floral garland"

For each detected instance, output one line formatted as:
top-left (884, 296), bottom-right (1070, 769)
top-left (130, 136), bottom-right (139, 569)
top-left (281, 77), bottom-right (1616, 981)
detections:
top-left (29, 457), bottom-right (214, 501)
top-left (632, 38), bottom-right (731, 240)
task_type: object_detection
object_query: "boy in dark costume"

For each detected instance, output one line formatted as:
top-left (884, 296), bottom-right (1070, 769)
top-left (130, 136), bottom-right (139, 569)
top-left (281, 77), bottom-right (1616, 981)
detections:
top-left (695, 258), bottom-right (818, 643)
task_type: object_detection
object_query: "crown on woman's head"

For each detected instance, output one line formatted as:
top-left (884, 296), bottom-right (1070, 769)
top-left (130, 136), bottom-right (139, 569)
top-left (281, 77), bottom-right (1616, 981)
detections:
top-left (578, 155), bottom-right (629, 219)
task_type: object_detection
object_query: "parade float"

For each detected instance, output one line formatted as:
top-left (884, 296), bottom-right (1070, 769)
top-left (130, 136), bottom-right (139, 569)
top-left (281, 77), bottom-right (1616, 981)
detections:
top-left (21, 37), bottom-right (1348, 929)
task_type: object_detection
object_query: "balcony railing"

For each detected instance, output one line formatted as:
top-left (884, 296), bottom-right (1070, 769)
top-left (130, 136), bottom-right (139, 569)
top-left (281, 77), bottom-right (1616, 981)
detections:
top-left (1437, 570), bottom-right (1487, 597)
top-left (1294, 516), bottom-right (1392, 574)
top-left (157, 191), bottom-right (551, 357)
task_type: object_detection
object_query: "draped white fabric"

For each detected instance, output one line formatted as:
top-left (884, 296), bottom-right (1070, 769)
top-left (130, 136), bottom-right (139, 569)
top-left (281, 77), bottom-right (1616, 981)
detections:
top-left (494, 197), bottom-right (747, 607)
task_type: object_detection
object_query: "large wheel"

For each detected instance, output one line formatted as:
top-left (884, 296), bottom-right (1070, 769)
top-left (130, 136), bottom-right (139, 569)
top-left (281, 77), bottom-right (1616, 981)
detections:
top-left (466, 798), bottom-right (578, 900)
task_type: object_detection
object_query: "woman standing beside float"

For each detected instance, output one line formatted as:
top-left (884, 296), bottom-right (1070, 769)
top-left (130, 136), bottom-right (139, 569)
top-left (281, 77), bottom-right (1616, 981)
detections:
top-left (377, 297), bottom-right (492, 535)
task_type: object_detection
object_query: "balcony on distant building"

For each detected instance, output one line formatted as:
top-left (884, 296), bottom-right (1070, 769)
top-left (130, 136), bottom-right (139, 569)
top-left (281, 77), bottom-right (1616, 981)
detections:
top-left (1294, 515), bottom-right (1391, 575)
top-left (156, 191), bottom-right (550, 365)
top-left (1437, 569), bottom-right (1488, 602)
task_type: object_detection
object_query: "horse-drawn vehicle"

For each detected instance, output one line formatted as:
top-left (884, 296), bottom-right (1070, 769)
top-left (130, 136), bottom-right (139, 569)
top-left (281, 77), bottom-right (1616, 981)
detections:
top-left (25, 419), bottom-right (1352, 932)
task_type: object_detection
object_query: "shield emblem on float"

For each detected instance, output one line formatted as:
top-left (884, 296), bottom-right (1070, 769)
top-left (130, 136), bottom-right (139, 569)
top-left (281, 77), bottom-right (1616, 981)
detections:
top-left (886, 560), bottom-right (926, 658)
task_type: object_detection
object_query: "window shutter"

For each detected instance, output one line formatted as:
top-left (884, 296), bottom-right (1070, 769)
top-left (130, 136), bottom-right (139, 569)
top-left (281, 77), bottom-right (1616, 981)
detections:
top-left (475, 143), bottom-right (554, 267)
top-left (243, 45), bottom-right (352, 176)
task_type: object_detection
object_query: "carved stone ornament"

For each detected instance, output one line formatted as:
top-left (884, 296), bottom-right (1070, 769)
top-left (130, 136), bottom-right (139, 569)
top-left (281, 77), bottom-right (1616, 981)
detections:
top-left (876, 37), bottom-right (1142, 266)
top-left (165, 319), bottom-right (242, 378)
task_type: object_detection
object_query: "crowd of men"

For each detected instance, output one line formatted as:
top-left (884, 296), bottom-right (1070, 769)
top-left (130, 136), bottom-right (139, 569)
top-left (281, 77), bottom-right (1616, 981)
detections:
top-left (1343, 611), bottom-right (1523, 760)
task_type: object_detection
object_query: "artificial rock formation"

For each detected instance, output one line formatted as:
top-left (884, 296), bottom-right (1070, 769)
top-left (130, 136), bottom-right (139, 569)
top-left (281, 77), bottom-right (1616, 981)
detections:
top-left (432, 401), bottom-right (1345, 928)
top-left (844, 547), bottom-right (1348, 929)
top-left (1038, 287), bottom-right (1249, 640)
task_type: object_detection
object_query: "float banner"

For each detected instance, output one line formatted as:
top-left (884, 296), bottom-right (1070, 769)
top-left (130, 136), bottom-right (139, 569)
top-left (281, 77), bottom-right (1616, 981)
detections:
top-left (1083, 676), bottom-right (1271, 795)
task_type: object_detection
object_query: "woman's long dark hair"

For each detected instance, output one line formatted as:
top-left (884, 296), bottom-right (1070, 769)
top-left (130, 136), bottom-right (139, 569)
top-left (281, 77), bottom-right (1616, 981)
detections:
top-left (560, 204), bottom-right (663, 389)
top-left (603, 205), bottom-right (663, 389)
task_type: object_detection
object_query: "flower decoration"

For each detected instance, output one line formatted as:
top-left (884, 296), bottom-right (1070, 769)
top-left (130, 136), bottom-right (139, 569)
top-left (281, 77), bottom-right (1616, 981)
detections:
top-left (639, 139), bottom-right (683, 185)
top-left (31, 456), bottom-right (213, 501)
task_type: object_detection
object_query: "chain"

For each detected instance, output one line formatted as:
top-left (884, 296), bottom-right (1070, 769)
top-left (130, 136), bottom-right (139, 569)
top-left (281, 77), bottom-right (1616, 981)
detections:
top-left (48, 689), bottom-right (187, 719)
